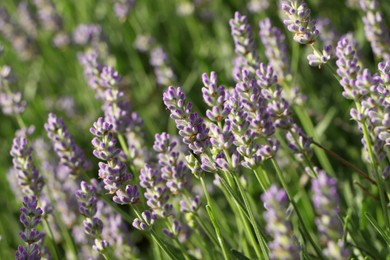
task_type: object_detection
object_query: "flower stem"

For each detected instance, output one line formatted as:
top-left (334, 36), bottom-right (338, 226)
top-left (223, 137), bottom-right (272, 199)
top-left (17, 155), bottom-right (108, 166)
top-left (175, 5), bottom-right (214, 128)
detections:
top-left (271, 158), bottom-right (323, 259)
top-left (200, 176), bottom-right (230, 260)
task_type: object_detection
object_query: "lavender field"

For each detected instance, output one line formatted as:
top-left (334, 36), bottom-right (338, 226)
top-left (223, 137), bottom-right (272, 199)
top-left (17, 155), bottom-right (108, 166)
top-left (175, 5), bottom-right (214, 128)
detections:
top-left (1, 0), bottom-right (390, 259)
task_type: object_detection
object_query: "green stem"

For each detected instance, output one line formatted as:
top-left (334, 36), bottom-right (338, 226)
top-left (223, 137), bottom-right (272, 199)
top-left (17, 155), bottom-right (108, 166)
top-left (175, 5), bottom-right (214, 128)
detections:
top-left (231, 174), bottom-right (269, 260)
top-left (271, 158), bottom-right (323, 259)
top-left (164, 218), bottom-right (190, 260)
top-left (252, 167), bottom-right (268, 192)
top-left (133, 208), bottom-right (180, 260)
top-left (218, 179), bottom-right (261, 259)
top-left (294, 106), bottom-right (335, 177)
top-left (44, 187), bottom-right (78, 260)
top-left (200, 176), bottom-right (230, 260)
top-left (311, 140), bottom-right (375, 184)
top-left (42, 219), bottom-right (60, 260)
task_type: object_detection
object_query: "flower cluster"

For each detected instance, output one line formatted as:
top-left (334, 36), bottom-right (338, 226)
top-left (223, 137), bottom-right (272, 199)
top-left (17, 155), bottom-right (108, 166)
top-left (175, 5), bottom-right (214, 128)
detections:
top-left (307, 45), bottom-right (333, 68)
top-left (10, 137), bottom-right (45, 196)
top-left (16, 196), bottom-right (45, 260)
top-left (312, 170), bottom-right (349, 259)
top-left (45, 113), bottom-right (91, 176)
top-left (150, 46), bottom-right (177, 87)
top-left (0, 66), bottom-right (27, 116)
top-left (259, 18), bottom-right (290, 81)
top-left (0, 8), bottom-right (36, 60)
top-left (261, 185), bottom-right (300, 259)
top-left (359, 0), bottom-right (390, 60)
top-left (230, 12), bottom-right (260, 72)
top-left (163, 86), bottom-right (211, 154)
top-left (114, 0), bottom-right (135, 21)
top-left (79, 50), bottom-right (147, 168)
top-left (281, 0), bottom-right (319, 44)
top-left (335, 34), bottom-right (364, 100)
top-left (76, 181), bottom-right (110, 254)
top-left (90, 117), bottom-right (139, 204)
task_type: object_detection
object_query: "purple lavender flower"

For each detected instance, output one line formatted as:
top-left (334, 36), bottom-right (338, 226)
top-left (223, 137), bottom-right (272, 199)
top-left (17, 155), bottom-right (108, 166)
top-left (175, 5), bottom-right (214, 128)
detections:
top-left (259, 18), bottom-right (291, 81)
top-left (307, 45), bottom-right (333, 68)
top-left (90, 118), bottom-right (138, 204)
top-left (17, 1), bottom-right (38, 39)
top-left (78, 49), bottom-right (103, 97)
top-left (202, 72), bottom-right (230, 123)
top-left (247, 0), bottom-right (269, 13)
top-left (261, 185), bottom-right (300, 259)
top-left (45, 113), bottom-right (91, 175)
top-left (140, 163), bottom-right (173, 217)
top-left (312, 170), bottom-right (349, 259)
top-left (154, 132), bottom-right (191, 194)
top-left (0, 8), bottom-right (36, 60)
top-left (286, 124), bottom-right (313, 161)
top-left (113, 185), bottom-right (140, 204)
top-left (201, 72), bottom-right (234, 158)
top-left (53, 32), bottom-right (70, 48)
top-left (0, 65), bottom-right (27, 116)
top-left (180, 195), bottom-right (201, 213)
top-left (316, 18), bottom-right (339, 48)
top-left (0, 91), bottom-right (27, 116)
top-left (335, 34), bottom-right (362, 100)
top-left (359, 0), bottom-right (390, 60)
top-left (32, 0), bottom-right (63, 32)
top-left (256, 64), bottom-right (293, 129)
top-left (133, 210), bottom-right (157, 231)
top-left (230, 12), bottom-right (260, 72)
top-left (163, 86), bottom-right (211, 154)
top-left (10, 137), bottom-right (45, 196)
top-left (150, 47), bottom-right (176, 87)
top-left (76, 181), bottom-right (110, 254)
top-left (16, 196), bottom-right (45, 260)
top-left (73, 24), bottom-right (102, 46)
top-left (114, 0), bottom-right (135, 21)
top-left (280, 0), bottom-right (319, 44)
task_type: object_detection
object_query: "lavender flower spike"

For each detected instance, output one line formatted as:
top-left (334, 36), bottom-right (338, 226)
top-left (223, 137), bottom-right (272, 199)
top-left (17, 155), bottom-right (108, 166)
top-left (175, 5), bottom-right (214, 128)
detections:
top-left (230, 12), bottom-right (260, 71)
top-left (335, 34), bottom-right (363, 100)
top-left (307, 45), bottom-right (333, 68)
top-left (76, 181), bottom-right (110, 254)
top-left (10, 136), bottom-right (44, 196)
top-left (259, 18), bottom-right (291, 81)
top-left (360, 0), bottom-right (390, 60)
top-left (261, 185), bottom-right (300, 259)
top-left (312, 170), bottom-right (349, 259)
top-left (163, 86), bottom-right (210, 154)
top-left (150, 46), bottom-right (177, 87)
top-left (16, 196), bottom-right (45, 260)
top-left (90, 118), bottom-right (136, 204)
top-left (45, 113), bottom-right (91, 175)
top-left (281, 0), bottom-right (319, 44)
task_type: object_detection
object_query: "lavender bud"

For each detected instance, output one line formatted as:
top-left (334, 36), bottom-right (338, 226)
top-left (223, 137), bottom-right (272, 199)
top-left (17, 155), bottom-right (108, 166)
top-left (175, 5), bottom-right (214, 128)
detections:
top-left (307, 45), bottom-right (333, 68)
top-left (133, 210), bottom-right (157, 230)
top-left (113, 185), bottom-right (140, 205)
top-left (281, 0), bottom-right (319, 44)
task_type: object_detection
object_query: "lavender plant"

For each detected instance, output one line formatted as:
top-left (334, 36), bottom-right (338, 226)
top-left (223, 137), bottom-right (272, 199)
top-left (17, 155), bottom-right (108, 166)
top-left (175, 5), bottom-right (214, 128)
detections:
top-left (1, 0), bottom-right (390, 259)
